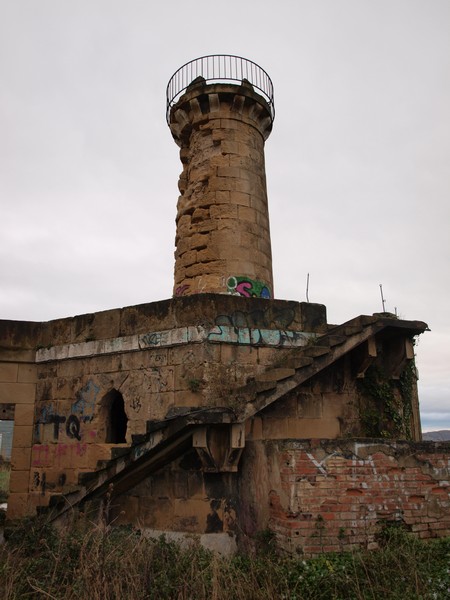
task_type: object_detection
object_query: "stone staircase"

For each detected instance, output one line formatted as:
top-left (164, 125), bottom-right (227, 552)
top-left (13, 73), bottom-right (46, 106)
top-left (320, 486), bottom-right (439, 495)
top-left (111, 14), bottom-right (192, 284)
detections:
top-left (41, 313), bottom-right (427, 523)
top-left (233, 314), bottom-right (427, 421)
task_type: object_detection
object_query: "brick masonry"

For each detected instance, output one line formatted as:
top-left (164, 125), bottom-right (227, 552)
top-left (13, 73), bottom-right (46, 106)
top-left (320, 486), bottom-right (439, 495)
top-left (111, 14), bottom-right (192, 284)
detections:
top-left (239, 439), bottom-right (450, 555)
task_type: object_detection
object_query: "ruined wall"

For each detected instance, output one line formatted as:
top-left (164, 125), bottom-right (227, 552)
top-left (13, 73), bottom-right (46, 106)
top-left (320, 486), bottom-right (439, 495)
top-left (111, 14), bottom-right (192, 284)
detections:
top-left (0, 321), bottom-right (39, 518)
top-left (1, 295), bottom-right (326, 519)
top-left (239, 439), bottom-right (450, 555)
top-left (104, 333), bottom-right (423, 543)
top-left (110, 449), bottom-right (239, 537)
top-left (245, 340), bottom-right (419, 444)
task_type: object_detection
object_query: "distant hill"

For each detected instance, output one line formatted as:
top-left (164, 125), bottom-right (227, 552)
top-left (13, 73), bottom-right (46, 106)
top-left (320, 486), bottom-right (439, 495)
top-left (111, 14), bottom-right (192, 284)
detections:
top-left (423, 430), bottom-right (450, 441)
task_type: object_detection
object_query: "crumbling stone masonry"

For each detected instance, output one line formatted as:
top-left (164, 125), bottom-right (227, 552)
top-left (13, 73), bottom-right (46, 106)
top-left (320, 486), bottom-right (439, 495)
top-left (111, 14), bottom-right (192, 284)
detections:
top-left (0, 56), bottom-right (448, 554)
top-left (169, 77), bottom-right (274, 298)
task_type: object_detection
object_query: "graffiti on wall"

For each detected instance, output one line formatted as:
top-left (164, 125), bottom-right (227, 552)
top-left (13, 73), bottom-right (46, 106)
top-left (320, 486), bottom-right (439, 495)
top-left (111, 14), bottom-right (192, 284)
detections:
top-left (213, 307), bottom-right (295, 330)
top-left (227, 276), bottom-right (271, 299)
top-left (175, 284), bottom-right (190, 297)
top-left (208, 325), bottom-right (310, 347)
top-left (71, 379), bottom-right (99, 421)
top-left (207, 308), bottom-right (312, 348)
top-left (35, 379), bottom-right (100, 443)
top-left (32, 441), bottom-right (88, 467)
top-left (140, 329), bottom-right (190, 348)
top-left (66, 415), bottom-right (81, 441)
top-left (36, 403), bottom-right (66, 440)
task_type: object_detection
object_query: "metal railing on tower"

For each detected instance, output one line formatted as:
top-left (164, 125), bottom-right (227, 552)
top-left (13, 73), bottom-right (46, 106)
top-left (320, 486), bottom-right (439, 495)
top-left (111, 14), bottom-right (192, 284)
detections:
top-left (166, 54), bottom-right (275, 123)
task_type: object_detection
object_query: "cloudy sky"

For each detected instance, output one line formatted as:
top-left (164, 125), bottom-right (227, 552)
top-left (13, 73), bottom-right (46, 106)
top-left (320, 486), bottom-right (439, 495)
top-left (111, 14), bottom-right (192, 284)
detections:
top-left (1, 0), bottom-right (449, 431)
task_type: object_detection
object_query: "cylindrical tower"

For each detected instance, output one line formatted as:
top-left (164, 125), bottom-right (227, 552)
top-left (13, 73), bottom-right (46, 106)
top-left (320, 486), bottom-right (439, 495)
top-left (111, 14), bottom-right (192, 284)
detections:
top-left (167, 55), bottom-right (275, 298)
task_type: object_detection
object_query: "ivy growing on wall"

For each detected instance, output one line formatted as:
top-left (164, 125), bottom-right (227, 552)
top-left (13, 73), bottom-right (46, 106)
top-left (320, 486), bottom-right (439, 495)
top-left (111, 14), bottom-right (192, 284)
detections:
top-left (357, 358), bottom-right (416, 440)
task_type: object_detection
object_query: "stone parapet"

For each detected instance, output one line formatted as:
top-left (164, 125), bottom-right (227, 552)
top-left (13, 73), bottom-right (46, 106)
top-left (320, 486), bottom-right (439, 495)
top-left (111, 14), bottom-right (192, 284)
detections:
top-left (1, 295), bottom-right (327, 351)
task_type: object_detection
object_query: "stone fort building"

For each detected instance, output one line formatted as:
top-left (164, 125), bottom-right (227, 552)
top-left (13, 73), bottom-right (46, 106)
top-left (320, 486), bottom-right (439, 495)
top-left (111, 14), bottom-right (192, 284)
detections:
top-left (1, 56), bottom-right (448, 554)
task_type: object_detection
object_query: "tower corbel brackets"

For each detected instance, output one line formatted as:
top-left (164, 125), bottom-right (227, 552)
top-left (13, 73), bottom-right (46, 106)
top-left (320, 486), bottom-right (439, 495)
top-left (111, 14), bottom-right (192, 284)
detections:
top-left (192, 423), bottom-right (245, 473)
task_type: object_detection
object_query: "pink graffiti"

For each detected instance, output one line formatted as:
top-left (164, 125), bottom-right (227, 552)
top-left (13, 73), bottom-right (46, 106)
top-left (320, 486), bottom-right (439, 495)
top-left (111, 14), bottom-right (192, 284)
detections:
top-left (175, 284), bottom-right (190, 296)
top-left (32, 442), bottom-right (87, 467)
top-left (32, 444), bottom-right (50, 467)
top-left (236, 282), bottom-right (252, 297)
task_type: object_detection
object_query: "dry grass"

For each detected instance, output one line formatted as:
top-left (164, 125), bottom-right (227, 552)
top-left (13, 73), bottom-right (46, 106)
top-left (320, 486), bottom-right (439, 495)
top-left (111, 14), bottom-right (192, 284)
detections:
top-left (0, 517), bottom-right (448, 600)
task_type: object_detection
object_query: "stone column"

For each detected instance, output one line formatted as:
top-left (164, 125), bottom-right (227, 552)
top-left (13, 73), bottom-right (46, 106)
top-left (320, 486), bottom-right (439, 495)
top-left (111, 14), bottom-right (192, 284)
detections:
top-left (168, 79), bottom-right (274, 298)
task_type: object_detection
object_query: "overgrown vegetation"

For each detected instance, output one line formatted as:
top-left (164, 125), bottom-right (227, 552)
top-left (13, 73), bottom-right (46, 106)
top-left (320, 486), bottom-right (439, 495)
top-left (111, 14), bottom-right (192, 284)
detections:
top-left (0, 518), bottom-right (448, 599)
top-left (357, 361), bottom-right (416, 439)
top-left (0, 460), bottom-right (10, 503)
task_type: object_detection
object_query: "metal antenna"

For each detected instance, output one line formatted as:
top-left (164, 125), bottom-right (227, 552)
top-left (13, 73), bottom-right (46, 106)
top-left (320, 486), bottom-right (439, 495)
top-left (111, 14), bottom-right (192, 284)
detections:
top-left (306, 273), bottom-right (310, 303)
top-left (379, 284), bottom-right (386, 312)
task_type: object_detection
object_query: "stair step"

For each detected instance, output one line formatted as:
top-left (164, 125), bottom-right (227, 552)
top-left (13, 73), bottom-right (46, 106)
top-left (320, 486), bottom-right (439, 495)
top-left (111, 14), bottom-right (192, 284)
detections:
top-left (47, 494), bottom-right (67, 509)
top-left (284, 356), bottom-right (314, 370)
top-left (327, 335), bottom-right (347, 347)
top-left (303, 345), bottom-right (330, 358)
top-left (253, 379), bottom-right (278, 393)
top-left (255, 368), bottom-right (295, 383)
top-left (131, 433), bottom-right (147, 445)
top-left (78, 471), bottom-right (99, 485)
top-left (111, 447), bottom-right (130, 459)
top-left (96, 459), bottom-right (112, 470)
top-left (343, 325), bottom-right (364, 335)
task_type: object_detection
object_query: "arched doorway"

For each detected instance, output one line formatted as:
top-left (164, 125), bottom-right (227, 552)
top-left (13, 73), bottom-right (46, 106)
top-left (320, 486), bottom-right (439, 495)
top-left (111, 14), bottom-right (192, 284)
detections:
top-left (101, 390), bottom-right (128, 443)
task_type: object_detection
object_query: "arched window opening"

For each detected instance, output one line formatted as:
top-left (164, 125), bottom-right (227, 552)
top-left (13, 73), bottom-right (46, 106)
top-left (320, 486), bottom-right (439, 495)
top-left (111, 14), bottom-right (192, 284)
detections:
top-left (102, 390), bottom-right (128, 444)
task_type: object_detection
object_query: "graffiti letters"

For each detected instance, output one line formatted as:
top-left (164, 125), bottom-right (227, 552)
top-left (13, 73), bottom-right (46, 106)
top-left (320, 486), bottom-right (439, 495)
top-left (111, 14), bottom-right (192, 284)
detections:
top-left (36, 403), bottom-right (66, 440)
top-left (205, 306), bottom-right (312, 347)
top-left (227, 276), bottom-right (271, 299)
top-left (139, 329), bottom-right (189, 349)
top-left (66, 415), bottom-right (81, 441)
top-left (207, 324), bottom-right (310, 347)
top-left (32, 442), bottom-right (88, 467)
top-left (130, 397), bottom-right (142, 413)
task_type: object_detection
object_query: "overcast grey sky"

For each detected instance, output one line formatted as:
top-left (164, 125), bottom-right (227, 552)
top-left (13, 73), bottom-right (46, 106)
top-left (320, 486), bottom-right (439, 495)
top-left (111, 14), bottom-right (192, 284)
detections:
top-left (1, 0), bottom-right (449, 431)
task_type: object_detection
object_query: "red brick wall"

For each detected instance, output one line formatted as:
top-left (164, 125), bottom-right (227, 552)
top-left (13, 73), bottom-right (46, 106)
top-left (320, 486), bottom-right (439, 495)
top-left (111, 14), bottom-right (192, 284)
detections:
top-left (244, 439), bottom-right (450, 555)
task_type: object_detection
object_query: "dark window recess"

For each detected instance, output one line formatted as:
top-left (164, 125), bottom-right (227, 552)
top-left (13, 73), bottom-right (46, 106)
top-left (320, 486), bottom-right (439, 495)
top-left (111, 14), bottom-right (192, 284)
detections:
top-left (103, 390), bottom-right (128, 443)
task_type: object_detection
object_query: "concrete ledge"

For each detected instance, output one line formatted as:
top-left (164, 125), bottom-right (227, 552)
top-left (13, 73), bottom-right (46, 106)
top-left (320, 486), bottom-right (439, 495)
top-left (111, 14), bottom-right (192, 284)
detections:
top-left (141, 529), bottom-right (237, 556)
top-left (36, 325), bottom-right (318, 363)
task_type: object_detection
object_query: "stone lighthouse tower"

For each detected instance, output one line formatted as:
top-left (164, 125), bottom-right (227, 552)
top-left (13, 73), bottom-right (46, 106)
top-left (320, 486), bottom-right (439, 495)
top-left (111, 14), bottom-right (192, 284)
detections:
top-left (167, 55), bottom-right (275, 298)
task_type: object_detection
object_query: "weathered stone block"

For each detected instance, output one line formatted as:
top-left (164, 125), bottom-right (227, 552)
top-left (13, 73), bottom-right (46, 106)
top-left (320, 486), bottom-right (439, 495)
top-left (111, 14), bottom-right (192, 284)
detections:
top-left (209, 204), bottom-right (238, 219)
top-left (230, 191), bottom-right (251, 207)
top-left (6, 492), bottom-right (35, 519)
top-left (0, 382), bottom-right (35, 404)
top-left (297, 394), bottom-right (323, 419)
top-left (10, 446), bottom-right (32, 470)
top-left (174, 390), bottom-right (206, 408)
top-left (197, 247), bottom-right (220, 263)
top-left (238, 206), bottom-right (257, 223)
top-left (0, 362), bottom-right (18, 382)
top-left (9, 469), bottom-right (31, 493)
top-left (10, 425), bottom-right (34, 448)
top-left (286, 417), bottom-right (340, 438)
top-left (185, 261), bottom-right (226, 278)
top-left (14, 403), bottom-right (35, 426)
top-left (178, 250), bottom-right (198, 268)
top-left (262, 418), bottom-right (288, 439)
